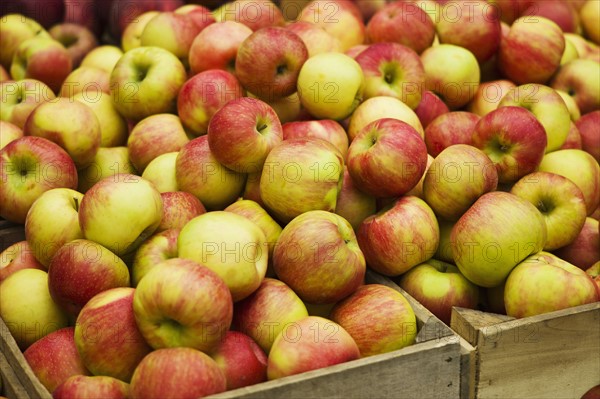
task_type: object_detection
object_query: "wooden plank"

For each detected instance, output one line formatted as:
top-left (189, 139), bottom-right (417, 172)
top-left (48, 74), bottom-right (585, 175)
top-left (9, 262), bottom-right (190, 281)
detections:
top-left (0, 350), bottom-right (30, 399)
top-left (209, 339), bottom-right (461, 399)
top-left (452, 303), bottom-right (600, 399)
top-left (458, 337), bottom-right (476, 399)
top-left (0, 318), bottom-right (52, 399)
top-left (451, 308), bottom-right (514, 347)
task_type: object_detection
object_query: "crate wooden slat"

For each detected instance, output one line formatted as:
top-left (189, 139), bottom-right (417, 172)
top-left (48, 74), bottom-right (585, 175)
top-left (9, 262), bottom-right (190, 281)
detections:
top-left (451, 304), bottom-right (600, 399)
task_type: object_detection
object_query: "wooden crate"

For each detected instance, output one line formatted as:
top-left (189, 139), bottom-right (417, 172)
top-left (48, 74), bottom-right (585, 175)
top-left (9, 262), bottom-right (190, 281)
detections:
top-left (451, 304), bottom-right (600, 399)
top-left (0, 222), bottom-right (466, 398)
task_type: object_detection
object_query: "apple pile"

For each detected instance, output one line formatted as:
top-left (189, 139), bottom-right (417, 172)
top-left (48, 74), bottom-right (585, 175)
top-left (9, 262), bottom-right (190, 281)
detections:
top-left (1, 0), bottom-right (600, 397)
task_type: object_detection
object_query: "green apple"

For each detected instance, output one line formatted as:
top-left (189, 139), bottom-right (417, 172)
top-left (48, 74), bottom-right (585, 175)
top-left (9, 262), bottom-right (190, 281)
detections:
top-left (80, 45), bottom-right (123, 74)
top-left (0, 269), bottom-right (68, 349)
top-left (25, 188), bottom-right (84, 267)
top-left (141, 152), bottom-right (179, 193)
top-left (78, 174), bottom-right (163, 257)
top-left (73, 91), bottom-right (128, 148)
top-left (510, 172), bottom-right (587, 251)
top-left (452, 191), bottom-right (547, 287)
top-left (178, 211), bottom-right (269, 302)
top-left (77, 147), bottom-right (136, 194)
top-left (0, 14), bottom-right (48, 69)
top-left (0, 79), bottom-right (56, 129)
top-left (0, 121), bottom-right (23, 150)
top-left (297, 52), bottom-right (365, 121)
top-left (122, 11), bottom-right (160, 52)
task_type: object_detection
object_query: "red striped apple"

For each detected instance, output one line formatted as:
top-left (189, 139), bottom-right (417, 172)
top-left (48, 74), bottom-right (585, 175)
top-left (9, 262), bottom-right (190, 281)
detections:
top-left (133, 258), bottom-right (233, 351)
top-left (452, 191), bottom-right (547, 287)
top-left (273, 210), bottom-right (365, 304)
top-left (49, 23), bottom-right (98, 68)
top-left (282, 119), bottom-right (349, 159)
top-left (233, 278), bottom-right (309, 353)
top-left (0, 14), bottom-right (47, 69)
top-left (554, 217), bottom-right (600, 270)
top-left (467, 80), bottom-right (517, 117)
top-left (0, 79), bottom-right (56, 129)
top-left (285, 21), bottom-right (341, 57)
top-left (504, 252), bottom-right (599, 318)
top-left (330, 284), bottom-right (418, 356)
top-left (424, 112), bottom-right (480, 157)
top-left (357, 196), bottom-right (439, 276)
top-left (551, 59), bottom-right (600, 115)
top-left (131, 228), bottom-right (179, 287)
top-left (335, 166), bottom-right (377, 231)
top-left (129, 348), bottom-right (226, 399)
top-left (575, 111), bottom-right (600, 161)
top-left (213, 0), bottom-right (284, 31)
top-left (0, 241), bottom-right (44, 282)
top-left (53, 375), bottom-right (129, 399)
top-left (414, 90), bottom-right (450, 129)
top-left (157, 191), bottom-right (206, 232)
top-left (0, 136), bottom-right (78, 223)
top-left (211, 331), bottom-right (267, 390)
top-left (267, 316), bottom-right (360, 380)
top-left (23, 327), bottom-right (90, 393)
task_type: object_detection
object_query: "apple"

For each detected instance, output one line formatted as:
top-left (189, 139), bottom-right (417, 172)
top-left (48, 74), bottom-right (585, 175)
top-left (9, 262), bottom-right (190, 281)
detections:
top-left (259, 138), bottom-right (344, 223)
top-left (59, 66), bottom-right (110, 98)
top-left (284, 21), bottom-right (341, 58)
top-left (178, 211), bottom-right (269, 301)
top-left (580, 0), bottom-right (600, 44)
top-left (499, 16), bottom-right (565, 84)
top-left (282, 119), bottom-right (348, 159)
top-left (560, 121), bottom-right (583, 150)
top-left (0, 121), bottom-right (23, 150)
top-left (347, 96), bottom-right (424, 141)
top-left (214, 0), bottom-right (285, 31)
top-left (0, 241), bottom-right (44, 282)
top-left (80, 45), bottom-right (123, 73)
top-left (0, 79), bottom-right (56, 129)
top-left (110, 46), bottom-right (187, 121)
top-left (436, 0), bottom-right (501, 64)
top-left (48, 239), bottom-right (130, 317)
top-left (472, 106), bottom-right (547, 184)
top-left (140, 152), bottom-right (178, 193)
top-left (498, 84), bottom-right (571, 153)
top-left (235, 27), bottom-right (308, 101)
top-left (224, 199), bottom-right (282, 261)
top-left (297, 0), bottom-right (365, 51)
top-left (554, 217), bottom-right (600, 270)
top-left (49, 23), bottom-right (98, 68)
top-left (158, 191), bottom-right (206, 232)
top-left (467, 80), bottom-right (517, 117)
top-left (335, 166), bottom-right (377, 231)
top-left (131, 228), bottom-right (179, 287)
top-left (355, 42), bottom-right (425, 110)
top-left (74, 287), bottom-right (153, 382)
top-left (129, 348), bottom-right (226, 399)
top-left (77, 147), bottom-right (136, 194)
top-left (586, 262), bottom-right (600, 287)
top-left (232, 278), bottom-right (309, 354)
top-left (556, 89), bottom-right (582, 122)
top-left (175, 136), bottom-right (247, 210)
top-left (297, 52), bottom-right (365, 121)
top-left (122, 11), bottom-right (160, 52)
top-left (330, 283), bottom-right (417, 356)
top-left (347, 118), bottom-right (428, 198)
top-left (78, 174), bottom-right (163, 257)
top-left (521, 0), bottom-right (580, 34)
top-left (177, 69), bottom-right (245, 136)
top-left (0, 269), bottom-right (68, 349)
top-left (561, 37), bottom-right (580, 65)
top-left (423, 144), bottom-right (499, 221)
top-left (504, 252), bottom-right (599, 318)
top-left (267, 316), bottom-right (360, 380)
top-left (107, 0), bottom-right (184, 40)
top-left (424, 112), bottom-right (480, 157)
top-left (140, 11), bottom-right (213, 65)
top-left (576, 111), bottom-right (600, 161)
top-left (273, 210), bottom-right (365, 304)
top-left (133, 258), bottom-right (233, 351)
top-left (0, 14), bottom-right (47, 69)
top-left (357, 196), bottom-right (439, 276)
top-left (128, 114), bottom-right (190, 173)
top-left (188, 20), bottom-right (252, 74)
top-left (23, 327), bottom-right (90, 394)
top-left (399, 259), bottom-right (479, 325)
top-left (420, 44), bottom-right (480, 110)
top-left (345, 44), bottom-right (369, 59)
top-left (452, 191), bottom-right (547, 288)
top-left (414, 90), bottom-right (450, 130)
top-left (550, 59), bottom-right (600, 115)
top-left (72, 91), bottom-right (128, 148)
top-left (367, 1), bottom-right (435, 54)
top-left (211, 331), bottom-right (267, 389)
top-left (24, 97), bottom-right (101, 168)
top-left (24, 188), bottom-right (83, 267)
top-left (242, 171), bottom-right (265, 207)
top-left (537, 149), bottom-right (600, 215)
top-left (208, 97), bottom-right (283, 173)
top-left (0, 136), bottom-right (78, 223)
top-left (53, 375), bottom-right (129, 399)
top-left (435, 217), bottom-right (456, 263)
top-left (511, 171), bottom-right (587, 251)
top-left (10, 37), bottom-right (72, 94)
